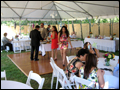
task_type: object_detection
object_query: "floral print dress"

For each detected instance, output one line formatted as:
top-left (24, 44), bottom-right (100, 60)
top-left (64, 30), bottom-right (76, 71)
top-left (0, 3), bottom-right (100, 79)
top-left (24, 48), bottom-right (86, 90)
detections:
top-left (59, 34), bottom-right (68, 50)
top-left (79, 66), bottom-right (98, 89)
top-left (64, 57), bottom-right (85, 79)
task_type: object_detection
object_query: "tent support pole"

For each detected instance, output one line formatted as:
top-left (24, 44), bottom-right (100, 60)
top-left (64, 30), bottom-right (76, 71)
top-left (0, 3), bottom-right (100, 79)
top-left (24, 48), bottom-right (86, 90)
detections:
top-left (19, 19), bottom-right (21, 35)
top-left (89, 19), bottom-right (91, 33)
top-left (98, 19), bottom-right (100, 35)
top-left (72, 20), bottom-right (74, 32)
top-left (80, 20), bottom-right (83, 40)
top-left (112, 18), bottom-right (114, 36)
top-left (67, 20), bottom-right (69, 31)
top-left (110, 19), bottom-right (111, 36)
top-left (58, 21), bottom-right (59, 31)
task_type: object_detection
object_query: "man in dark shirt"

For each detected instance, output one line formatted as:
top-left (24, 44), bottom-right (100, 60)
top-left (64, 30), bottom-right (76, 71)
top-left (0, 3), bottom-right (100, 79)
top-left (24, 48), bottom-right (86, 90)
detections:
top-left (30, 25), bottom-right (44, 61)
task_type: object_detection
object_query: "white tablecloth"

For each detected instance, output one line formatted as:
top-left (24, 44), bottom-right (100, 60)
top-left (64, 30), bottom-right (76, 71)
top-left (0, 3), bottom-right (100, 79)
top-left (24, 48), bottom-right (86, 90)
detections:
top-left (11, 39), bottom-right (31, 50)
top-left (39, 41), bottom-right (84, 56)
top-left (84, 38), bottom-right (119, 52)
top-left (97, 57), bottom-right (118, 75)
top-left (97, 57), bottom-right (119, 89)
top-left (104, 37), bottom-right (119, 40)
top-left (1, 80), bottom-right (33, 89)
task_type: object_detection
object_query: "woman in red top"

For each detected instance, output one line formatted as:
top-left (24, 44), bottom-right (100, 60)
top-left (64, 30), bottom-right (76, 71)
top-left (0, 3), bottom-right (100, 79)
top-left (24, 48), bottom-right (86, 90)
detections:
top-left (48, 26), bottom-right (58, 60)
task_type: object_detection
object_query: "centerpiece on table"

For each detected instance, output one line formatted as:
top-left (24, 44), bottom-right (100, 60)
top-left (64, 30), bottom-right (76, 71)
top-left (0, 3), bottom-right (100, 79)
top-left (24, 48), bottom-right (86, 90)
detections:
top-left (103, 53), bottom-right (115, 66)
top-left (95, 35), bottom-right (98, 39)
top-left (15, 35), bottom-right (19, 41)
top-left (89, 32), bottom-right (93, 38)
top-left (113, 33), bottom-right (116, 40)
top-left (87, 35), bottom-right (90, 38)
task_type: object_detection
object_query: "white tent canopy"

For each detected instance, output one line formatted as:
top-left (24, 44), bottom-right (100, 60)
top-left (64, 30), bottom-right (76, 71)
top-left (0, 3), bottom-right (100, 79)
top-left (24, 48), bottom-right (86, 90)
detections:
top-left (1, 1), bottom-right (119, 21)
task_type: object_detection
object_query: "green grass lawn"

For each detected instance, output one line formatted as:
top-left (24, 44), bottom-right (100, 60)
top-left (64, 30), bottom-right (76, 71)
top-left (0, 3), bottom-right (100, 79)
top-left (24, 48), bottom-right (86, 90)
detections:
top-left (1, 50), bottom-right (119, 89)
top-left (1, 50), bottom-right (61, 89)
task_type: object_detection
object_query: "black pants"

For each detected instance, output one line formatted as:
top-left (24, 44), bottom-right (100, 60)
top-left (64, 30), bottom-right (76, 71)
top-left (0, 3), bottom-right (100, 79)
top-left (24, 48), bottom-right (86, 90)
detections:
top-left (4, 43), bottom-right (13, 51)
top-left (31, 46), bottom-right (39, 60)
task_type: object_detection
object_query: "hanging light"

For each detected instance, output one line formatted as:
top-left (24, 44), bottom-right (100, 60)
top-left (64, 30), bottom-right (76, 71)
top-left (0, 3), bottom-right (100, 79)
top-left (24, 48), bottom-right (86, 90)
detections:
top-left (50, 12), bottom-right (57, 18)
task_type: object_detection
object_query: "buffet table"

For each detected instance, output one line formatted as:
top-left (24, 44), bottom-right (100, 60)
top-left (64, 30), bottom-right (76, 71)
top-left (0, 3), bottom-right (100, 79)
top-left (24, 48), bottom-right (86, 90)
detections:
top-left (39, 41), bottom-right (84, 56)
top-left (84, 38), bottom-right (119, 52)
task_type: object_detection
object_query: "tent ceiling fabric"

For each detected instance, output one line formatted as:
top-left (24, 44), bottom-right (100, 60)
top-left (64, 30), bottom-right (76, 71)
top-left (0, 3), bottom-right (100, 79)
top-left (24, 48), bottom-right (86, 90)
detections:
top-left (1, 1), bottom-right (119, 21)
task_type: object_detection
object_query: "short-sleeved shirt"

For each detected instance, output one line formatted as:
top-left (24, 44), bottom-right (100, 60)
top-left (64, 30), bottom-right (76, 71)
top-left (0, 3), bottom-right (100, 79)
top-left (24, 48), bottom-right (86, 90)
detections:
top-left (2, 37), bottom-right (11, 46)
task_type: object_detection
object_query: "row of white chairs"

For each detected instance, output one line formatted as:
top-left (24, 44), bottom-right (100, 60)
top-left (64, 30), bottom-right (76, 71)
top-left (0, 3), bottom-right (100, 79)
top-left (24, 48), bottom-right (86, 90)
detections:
top-left (12, 40), bottom-right (31, 53)
top-left (1, 70), bottom-right (45, 89)
top-left (50, 57), bottom-right (99, 89)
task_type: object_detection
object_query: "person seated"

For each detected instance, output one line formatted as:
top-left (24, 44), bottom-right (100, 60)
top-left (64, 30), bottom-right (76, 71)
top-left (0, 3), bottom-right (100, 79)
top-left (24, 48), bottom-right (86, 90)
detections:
top-left (70, 31), bottom-right (76, 38)
top-left (113, 59), bottom-right (119, 78)
top-left (83, 42), bottom-right (100, 58)
top-left (64, 49), bottom-right (89, 79)
top-left (79, 53), bottom-right (105, 89)
top-left (2, 33), bottom-right (13, 51)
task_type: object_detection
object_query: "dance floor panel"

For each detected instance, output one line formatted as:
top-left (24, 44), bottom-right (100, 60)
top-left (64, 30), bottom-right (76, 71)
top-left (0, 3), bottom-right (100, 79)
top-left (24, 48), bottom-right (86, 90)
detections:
top-left (7, 49), bottom-right (105, 76)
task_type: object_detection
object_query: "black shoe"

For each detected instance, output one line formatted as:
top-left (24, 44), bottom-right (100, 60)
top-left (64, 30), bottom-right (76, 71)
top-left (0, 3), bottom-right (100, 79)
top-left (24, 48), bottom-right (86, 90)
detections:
top-left (63, 64), bottom-right (65, 67)
top-left (39, 53), bottom-right (42, 55)
top-left (30, 58), bottom-right (34, 61)
top-left (34, 59), bottom-right (39, 61)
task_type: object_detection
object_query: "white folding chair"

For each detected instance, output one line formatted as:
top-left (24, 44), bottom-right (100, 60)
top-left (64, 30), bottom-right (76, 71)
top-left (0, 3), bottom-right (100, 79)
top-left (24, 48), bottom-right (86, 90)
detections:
top-left (1, 70), bottom-right (7, 80)
top-left (50, 62), bottom-right (58, 89)
top-left (24, 40), bottom-right (31, 51)
top-left (66, 55), bottom-right (76, 64)
top-left (73, 75), bottom-right (99, 89)
top-left (50, 57), bottom-right (60, 89)
top-left (26, 71), bottom-right (45, 89)
top-left (53, 61), bottom-right (73, 89)
top-left (12, 41), bottom-right (22, 53)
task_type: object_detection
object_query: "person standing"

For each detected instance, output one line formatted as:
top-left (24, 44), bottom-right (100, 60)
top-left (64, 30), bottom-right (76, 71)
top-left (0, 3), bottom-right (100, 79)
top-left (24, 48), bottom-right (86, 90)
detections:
top-left (39, 23), bottom-right (48, 55)
top-left (58, 26), bottom-right (73, 66)
top-left (39, 23), bottom-right (48, 40)
top-left (2, 33), bottom-right (13, 51)
top-left (47, 25), bottom-right (51, 37)
top-left (48, 26), bottom-right (58, 60)
top-left (30, 25), bottom-right (44, 61)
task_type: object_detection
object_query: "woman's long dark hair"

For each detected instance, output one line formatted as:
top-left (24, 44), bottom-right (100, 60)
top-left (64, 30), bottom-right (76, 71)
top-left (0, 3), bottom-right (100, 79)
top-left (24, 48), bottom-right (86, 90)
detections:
top-left (52, 26), bottom-right (58, 34)
top-left (59, 26), bottom-right (69, 37)
top-left (84, 53), bottom-right (97, 79)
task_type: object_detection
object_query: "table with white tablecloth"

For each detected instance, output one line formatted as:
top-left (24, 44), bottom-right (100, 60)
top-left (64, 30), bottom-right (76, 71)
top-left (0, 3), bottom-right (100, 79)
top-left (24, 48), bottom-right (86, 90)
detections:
top-left (1, 80), bottom-right (33, 89)
top-left (39, 41), bottom-right (84, 56)
top-left (11, 39), bottom-right (31, 50)
top-left (84, 38), bottom-right (119, 52)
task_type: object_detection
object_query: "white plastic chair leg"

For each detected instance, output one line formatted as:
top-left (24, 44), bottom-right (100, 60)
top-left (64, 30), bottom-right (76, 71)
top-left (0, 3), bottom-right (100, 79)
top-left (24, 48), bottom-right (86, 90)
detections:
top-left (51, 74), bottom-right (54, 89)
top-left (56, 74), bottom-right (59, 89)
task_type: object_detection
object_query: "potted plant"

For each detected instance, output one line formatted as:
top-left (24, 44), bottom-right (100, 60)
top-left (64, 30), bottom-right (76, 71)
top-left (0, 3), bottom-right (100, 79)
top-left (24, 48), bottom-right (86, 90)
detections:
top-left (103, 53), bottom-right (115, 66)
